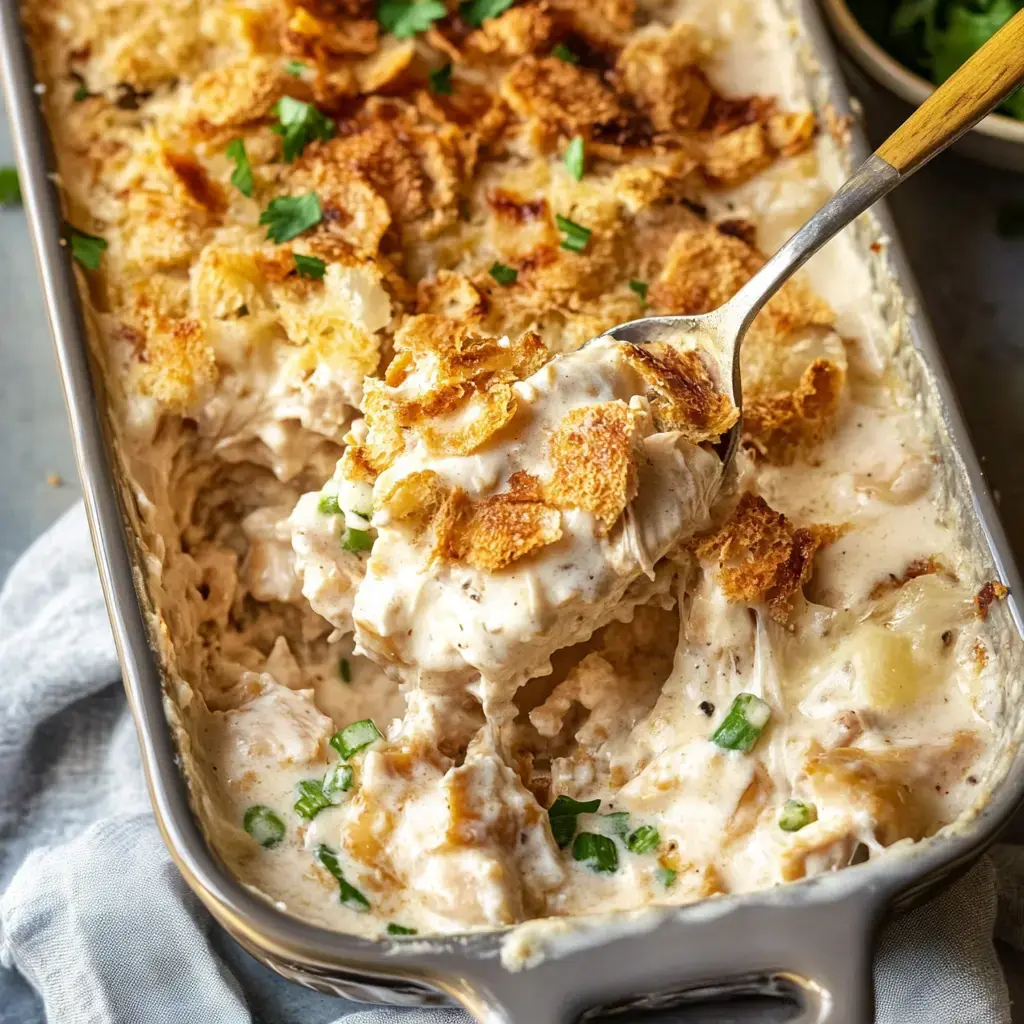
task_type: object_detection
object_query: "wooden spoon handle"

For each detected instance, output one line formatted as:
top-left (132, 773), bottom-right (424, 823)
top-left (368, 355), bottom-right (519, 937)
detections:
top-left (876, 8), bottom-right (1024, 174)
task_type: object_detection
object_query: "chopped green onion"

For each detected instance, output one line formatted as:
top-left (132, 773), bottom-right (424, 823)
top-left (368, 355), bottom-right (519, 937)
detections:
top-left (225, 138), bottom-right (253, 197)
top-left (294, 252), bottom-right (326, 279)
top-left (429, 63), bottom-right (453, 95)
top-left (259, 192), bottom-right (323, 243)
top-left (294, 779), bottom-right (332, 820)
top-left (552, 43), bottom-right (578, 63)
top-left (779, 799), bottom-right (817, 833)
top-left (285, 59), bottom-right (308, 76)
top-left (342, 527), bottom-right (374, 554)
top-left (72, 84), bottom-right (89, 102)
top-left (573, 832), bottom-right (618, 873)
top-left (340, 658), bottom-right (352, 683)
top-left (316, 845), bottom-right (371, 911)
top-left (0, 167), bottom-right (21, 208)
top-left (548, 795), bottom-right (600, 848)
top-left (628, 279), bottom-right (648, 303)
top-left (378, 0), bottom-right (447, 37)
top-left (556, 214), bottom-right (590, 253)
top-left (272, 96), bottom-right (335, 163)
top-left (322, 762), bottom-right (355, 801)
top-left (387, 923), bottom-right (418, 935)
top-left (656, 866), bottom-right (677, 888)
top-left (489, 261), bottom-right (518, 286)
top-left (460, 0), bottom-right (515, 27)
top-left (626, 825), bottom-right (660, 854)
top-left (330, 718), bottom-right (383, 759)
top-left (243, 805), bottom-right (286, 848)
top-left (69, 227), bottom-right (107, 270)
top-left (318, 492), bottom-right (342, 515)
top-left (563, 136), bottom-right (585, 181)
top-left (710, 692), bottom-right (771, 753)
top-left (601, 812), bottom-right (630, 839)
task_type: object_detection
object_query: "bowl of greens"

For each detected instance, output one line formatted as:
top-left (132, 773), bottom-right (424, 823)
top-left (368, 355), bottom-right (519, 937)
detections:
top-left (822, 0), bottom-right (1024, 170)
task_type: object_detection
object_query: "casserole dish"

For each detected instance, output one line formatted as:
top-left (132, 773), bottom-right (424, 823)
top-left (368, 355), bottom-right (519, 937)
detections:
top-left (3, 0), bottom-right (1024, 1020)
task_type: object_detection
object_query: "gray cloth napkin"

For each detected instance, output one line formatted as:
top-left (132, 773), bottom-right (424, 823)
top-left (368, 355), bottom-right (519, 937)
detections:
top-left (0, 505), bottom-right (1022, 1023)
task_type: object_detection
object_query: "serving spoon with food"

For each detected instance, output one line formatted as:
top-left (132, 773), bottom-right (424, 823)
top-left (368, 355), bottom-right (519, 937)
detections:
top-left (603, 8), bottom-right (1024, 469)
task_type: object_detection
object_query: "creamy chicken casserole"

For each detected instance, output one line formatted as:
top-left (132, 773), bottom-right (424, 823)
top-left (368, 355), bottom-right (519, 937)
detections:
top-left (25, 0), bottom-right (1010, 938)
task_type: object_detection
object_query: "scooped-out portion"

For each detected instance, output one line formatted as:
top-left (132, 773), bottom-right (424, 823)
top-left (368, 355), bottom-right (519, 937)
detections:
top-left (25, 0), bottom-right (1010, 938)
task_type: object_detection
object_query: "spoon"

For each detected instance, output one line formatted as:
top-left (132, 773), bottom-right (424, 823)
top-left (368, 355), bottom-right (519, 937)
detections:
top-left (602, 8), bottom-right (1024, 468)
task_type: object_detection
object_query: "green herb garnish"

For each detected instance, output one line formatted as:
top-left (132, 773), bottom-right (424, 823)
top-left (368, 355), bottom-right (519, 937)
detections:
top-left (316, 845), bottom-right (371, 911)
top-left (489, 261), bottom-right (518, 286)
top-left (710, 693), bottom-right (771, 753)
top-left (273, 96), bottom-right (335, 163)
top-left (294, 252), bottom-right (327, 279)
top-left (322, 762), bottom-right (355, 801)
top-left (318, 492), bottom-right (342, 515)
top-left (330, 718), bottom-right (383, 759)
top-left (69, 228), bottom-right (107, 270)
top-left (779, 799), bottom-right (818, 833)
top-left (72, 84), bottom-right (89, 102)
top-left (285, 59), bottom-right (308, 76)
top-left (387, 923), bottom-right (418, 935)
top-left (547, 795), bottom-right (600, 848)
top-left (461, 0), bottom-right (515, 26)
top-left (629, 279), bottom-right (648, 302)
top-left (601, 812), bottom-right (630, 839)
top-left (563, 136), bottom-right (585, 181)
top-left (225, 138), bottom-right (253, 197)
top-left (556, 213), bottom-right (590, 253)
top-left (573, 832), bottom-right (618, 873)
top-left (656, 866), bottom-right (677, 888)
top-left (429, 63), bottom-right (453, 95)
top-left (243, 805), bottom-right (286, 847)
top-left (294, 779), bottom-right (332, 820)
top-left (340, 658), bottom-right (352, 683)
top-left (552, 42), bottom-right (579, 63)
top-left (378, 0), bottom-right (447, 37)
top-left (0, 167), bottom-right (21, 208)
top-left (626, 825), bottom-right (660, 854)
top-left (259, 192), bottom-right (323, 243)
top-left (342, 527), bottom-right (374, 554)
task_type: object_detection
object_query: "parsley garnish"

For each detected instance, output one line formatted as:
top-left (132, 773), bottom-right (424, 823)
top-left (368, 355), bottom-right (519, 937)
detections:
top-left (0, 167), bottom-right (21, 207)
top-left (556, 214), bottom-right (590, 253)
top-left (602, 812), bottom-right (630, 838)
top-left (68, 227), bottom-right (107, 270)
top-left (342, 527), bottom-right (374, 554)
top-left (225, 139), bottom-right (253, 197)
top-left (294, 252), bottom-right (326, 279)
top-left (564, 136), bottom-right (585, 181)
top-left (429, 63), bottom-right (453, 95)
top-left (573, 832), bottom-right (618, 873)
top-left (547, 795), bottom-right (600, 848)
top-left (340, 657), bottom-right (352, 683)
top-left (318, 492), bottom-right (342, 515)
top-left (489, 262), bottom-right (517, 286)
top-left (629, 279), bottom-right (648, 302)
top-left (461, 0), bottom-right (515, 27)
top-left (378, 0), bottom-right (447, 37)
top-left (272, 96), bottom-right (335, 163)
top-left (72, 84), bottom-right (89, 102)
top-left (552, 43), bottom-right (579, 63)
top-left (285, 59), bottom-right (308, 76)
top-left (387, 923), bottom-right (418, 936)
top-left (259, 192), bottom-right (323, 243)
top-left (656, 866), bottom-right (677, 888)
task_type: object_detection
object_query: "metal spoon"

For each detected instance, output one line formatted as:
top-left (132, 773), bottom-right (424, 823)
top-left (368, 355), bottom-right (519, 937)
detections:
top-left (602, 8), bottom-right (1024, 468)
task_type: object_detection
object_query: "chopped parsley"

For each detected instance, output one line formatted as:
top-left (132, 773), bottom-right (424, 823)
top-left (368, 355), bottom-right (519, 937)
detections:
top-left (225, 138), bottom-right (253, 197)
top-left (330, 718), bottom-right (383, 760)
top-left (68, 227), bottom-right (107, 270)
top-left (387, 923), bottom-right (418, 936)
top-left (563, 136), bottom-right (585, 181)
top-left (243, 805), bottom-right (286, 848)
top-left (72, 84), bottom-right (89, 102)
top-left (710, 693), bottom-right (771, 753)
top-left (273, 96), bottom-right (335, 163)
top-left (322, 762), bottom-right (355, 801)
top-left (601, 812), bottom-right (630, 839)
top-left (0, 167), bottom-right (21, 207)
top-left (294, 779), bottom-right (332, 820)
top-left (552, 43), bottom-right (579, 63)
top-left (318, 492), bottom-right (342, 515)
top-left (556, 214), bottom-right (590, 253)
top-left (547, 795), bottom-right (600, 848)
top-left (573, 832), bottom-right (618, 873)
top-left (489, 262), bottom-right (518, 286)
top-left (429, 63), bottom-right (453, 95)
top-left (378, 0), bottom-right (447, 37)
top-left (294, 252), bottom-right (327, 279)
top-left (259, 192), bottom-right (323, 243)
top-left (340, 657), bottom-right (352, 683)
top-left (342, 527), bottom-right (374, 554)
top-left (285, 59), bottom-right (308, 76)
top-left (779, 799), bottom-right (817, 832)
top-left (656, 866), bottom-right (678, 888)
top-left (628, 279), bottom-right (648, 303)
top-left (626, 825), bottom-right (660, 855)
top-left (316, 845), bottom-right (371, 911)
top-left (461, 0), bottom-right (515, 27)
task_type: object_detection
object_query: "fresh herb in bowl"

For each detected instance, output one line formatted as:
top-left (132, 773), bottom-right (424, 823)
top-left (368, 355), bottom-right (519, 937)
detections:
top-left (848, 0), bottom-right (1024, 119)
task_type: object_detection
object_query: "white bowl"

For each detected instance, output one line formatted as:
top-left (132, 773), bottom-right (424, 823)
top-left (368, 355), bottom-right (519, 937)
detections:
top-left (820, 0), bottom-right (1024, 172)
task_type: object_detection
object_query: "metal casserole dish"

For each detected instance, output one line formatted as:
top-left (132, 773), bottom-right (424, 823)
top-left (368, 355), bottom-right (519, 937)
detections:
top-left (2, 0), bottom-right (1024, 1018)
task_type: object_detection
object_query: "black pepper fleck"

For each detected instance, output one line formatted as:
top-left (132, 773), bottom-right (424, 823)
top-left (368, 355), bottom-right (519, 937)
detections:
top-left (699, 701), bottom-right (715, 717)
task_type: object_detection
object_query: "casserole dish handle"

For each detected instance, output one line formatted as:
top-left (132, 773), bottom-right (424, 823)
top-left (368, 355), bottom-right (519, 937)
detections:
top-left (435, 890), bottom-right (877, 1024)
